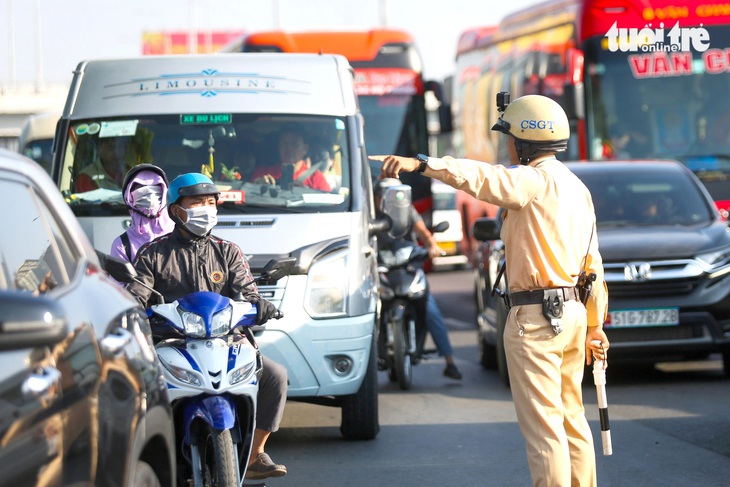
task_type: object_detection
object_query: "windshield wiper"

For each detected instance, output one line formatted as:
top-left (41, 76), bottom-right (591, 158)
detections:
top-left (218, 202), bottom-right (307, 213)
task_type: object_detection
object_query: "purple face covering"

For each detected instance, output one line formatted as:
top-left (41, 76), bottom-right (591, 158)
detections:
top-left (118, 169), bottom-right (175, 261)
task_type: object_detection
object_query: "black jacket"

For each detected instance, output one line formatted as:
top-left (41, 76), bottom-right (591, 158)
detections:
top-left (127, 226), bottom-right (259, 308)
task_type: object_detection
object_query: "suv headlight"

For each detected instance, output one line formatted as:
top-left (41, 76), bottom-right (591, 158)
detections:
top-left (305, 250), bottom-right (348, 317)
top-left (697, 247), bottom-right (730, 269)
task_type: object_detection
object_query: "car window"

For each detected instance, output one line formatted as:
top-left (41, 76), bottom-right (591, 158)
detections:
top-left (0, 178), bottom-right (76, 293)
top-left (580, 169), bottom-right (713, 226)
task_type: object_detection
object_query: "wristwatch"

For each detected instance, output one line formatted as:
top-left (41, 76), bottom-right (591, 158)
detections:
top-left (415, 153), bottom-right (429, 173)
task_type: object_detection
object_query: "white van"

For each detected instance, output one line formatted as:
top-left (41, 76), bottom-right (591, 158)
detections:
top-left (18, 111), bottom-right (60, 174)
top-left (431, 180), bottom-right (469, 269)
top-left (52, 53), bottom-right (380, 439)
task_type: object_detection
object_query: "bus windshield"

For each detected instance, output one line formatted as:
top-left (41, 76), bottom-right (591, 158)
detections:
top-left (58, 114), bottom-right (351, 216)
top-left (585, 26), bottom-right (730, 198)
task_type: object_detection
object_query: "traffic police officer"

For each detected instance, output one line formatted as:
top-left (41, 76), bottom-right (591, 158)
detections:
top-left (371, 93), bottom-right (610, 487)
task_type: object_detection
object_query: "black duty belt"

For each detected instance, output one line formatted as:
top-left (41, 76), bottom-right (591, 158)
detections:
top-left (509, 287), bottom-right (579, 306)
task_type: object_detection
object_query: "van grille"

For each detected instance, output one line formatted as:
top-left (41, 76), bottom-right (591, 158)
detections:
top-left (216, 219), bottom-right (276, 228)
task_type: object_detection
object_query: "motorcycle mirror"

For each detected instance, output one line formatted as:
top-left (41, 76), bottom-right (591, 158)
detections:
top-left (432, 221), bottom-right (450, 233)
top-left (382, 184), bottom-right (412, 239)
top-left (97, 250), bottom-right (137, 283)
top-left (95, 250), bottom-right (165, 304)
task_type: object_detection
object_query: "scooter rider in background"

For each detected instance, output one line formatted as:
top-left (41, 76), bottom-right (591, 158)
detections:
top-left (126, 172), bottom-right (288, 481)
top-left (374, 178), bottom-right (463, 380)
top-left (110, 163), bottom-right (174, 263)
top-left (372, 93), bottom-right (609, 486)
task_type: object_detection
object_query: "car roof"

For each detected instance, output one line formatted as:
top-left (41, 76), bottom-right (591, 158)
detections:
top-left (564, 159), bottom-right (687, 173)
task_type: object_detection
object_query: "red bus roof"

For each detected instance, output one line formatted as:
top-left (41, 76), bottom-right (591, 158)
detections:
top-left (243, 29), bottom-right (417, 62)
top-left (461, 0), bottom-right (730, 51)
top-left (455, 26), bottom-right (497, 56)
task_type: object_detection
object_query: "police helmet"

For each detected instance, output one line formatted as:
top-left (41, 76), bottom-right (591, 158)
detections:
top-left (491, 94), bottom-right (570, 164)
top-left (168, 173), bottom-right (220, 206)
top-left (122, 163), bottom-right (169, 193)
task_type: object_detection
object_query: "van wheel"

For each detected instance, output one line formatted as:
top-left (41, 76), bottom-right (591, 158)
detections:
top-left (130, 460), bottom-right (161, 487)
top-left (340, 336), bottom-right (380, 440)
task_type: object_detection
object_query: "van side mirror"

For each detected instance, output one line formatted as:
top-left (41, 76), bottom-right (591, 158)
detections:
top-left (260, 257), bottom-right (297, 282)
top-left (382, 184), bottom-right (412, 239)
top-left (0, 292), bottom-right (68, 350)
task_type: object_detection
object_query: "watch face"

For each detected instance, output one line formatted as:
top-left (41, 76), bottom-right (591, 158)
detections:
top-left (417, 154), bottom-right (428, 163)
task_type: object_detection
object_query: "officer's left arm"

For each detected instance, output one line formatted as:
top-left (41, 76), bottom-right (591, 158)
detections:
top-left (584, 221), bottom-right (610, 364)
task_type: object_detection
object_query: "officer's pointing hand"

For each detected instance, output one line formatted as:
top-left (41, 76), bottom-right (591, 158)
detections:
top-left (369, 155), bottom-right (419, 179)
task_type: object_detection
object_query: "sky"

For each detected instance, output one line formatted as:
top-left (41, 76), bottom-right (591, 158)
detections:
top-left (0, 0), bottom-right (539, 88)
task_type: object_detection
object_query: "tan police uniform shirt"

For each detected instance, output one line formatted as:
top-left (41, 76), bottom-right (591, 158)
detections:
top-left (425, 156), bottom-right (608, 329)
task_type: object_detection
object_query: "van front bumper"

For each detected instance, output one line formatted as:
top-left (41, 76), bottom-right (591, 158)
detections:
top-left (255, 312), bottom-right (376, 398)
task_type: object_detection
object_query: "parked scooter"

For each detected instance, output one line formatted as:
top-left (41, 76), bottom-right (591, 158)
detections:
top-left (100, 253), bottom-right (294, 487)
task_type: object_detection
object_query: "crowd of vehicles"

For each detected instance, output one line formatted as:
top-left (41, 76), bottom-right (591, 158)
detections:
top-left (474, 160), bottom-right (730, 385)
top-left (0, 149), bottom-right (176, 486)
top-left (452, 0), bottom-right (730, 261)
top-left (49, 53), bottom-right (381, 440)
top-left (7, 6), bottom-right (730, 482)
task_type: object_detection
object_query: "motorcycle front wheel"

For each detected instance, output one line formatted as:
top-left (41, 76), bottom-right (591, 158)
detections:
top-left (392, 317), bottom-right (413, 390)
top-left (194, 425), bottom-right (238, 487)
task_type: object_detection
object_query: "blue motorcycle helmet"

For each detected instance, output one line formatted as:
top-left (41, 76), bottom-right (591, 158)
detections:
top-left (168, 173), bottom-right (221, 206)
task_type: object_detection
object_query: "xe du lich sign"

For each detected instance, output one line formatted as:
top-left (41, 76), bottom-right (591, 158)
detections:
top-left (142, 31), bottom-right (244, 55)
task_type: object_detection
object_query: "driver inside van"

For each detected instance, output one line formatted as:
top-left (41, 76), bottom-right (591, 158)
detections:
top-left (250, 127), bottom-right (332, 192)
top-left (76, 136), bottom-right (130, 192)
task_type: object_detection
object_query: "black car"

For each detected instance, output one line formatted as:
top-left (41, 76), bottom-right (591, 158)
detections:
top-left (0, 149), bottom-right (176, 486)
top-left (473, 160), bottom-right (730, 386)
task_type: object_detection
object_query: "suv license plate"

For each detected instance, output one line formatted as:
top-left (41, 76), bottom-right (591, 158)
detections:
top-left (608, 308), bottom-right (679, 328)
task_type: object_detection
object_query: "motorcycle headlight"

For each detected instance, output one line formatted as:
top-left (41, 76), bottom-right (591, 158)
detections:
top-left (229, 361), bottom-right (256, 385)
top-left (181, 311), bottom-right (206, 337)
top-left (162, 362), bottom-right (201, 386)
top-left (305, 250), bottom-right (348, 317)
top-left (210, 305), bottom-right (232, 337)
top-left (407, 269), bottom-right (428, 299)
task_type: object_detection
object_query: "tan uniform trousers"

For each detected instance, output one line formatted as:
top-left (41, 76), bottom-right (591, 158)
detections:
top-left (504, 299), bottom-right (597, 487)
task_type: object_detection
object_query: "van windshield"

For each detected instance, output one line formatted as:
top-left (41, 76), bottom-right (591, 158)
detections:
top-left (58, 114), bottom-right (351, 214)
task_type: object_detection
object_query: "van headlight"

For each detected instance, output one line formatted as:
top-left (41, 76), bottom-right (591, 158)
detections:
top-left (305, 250), bottom-right (348, 317)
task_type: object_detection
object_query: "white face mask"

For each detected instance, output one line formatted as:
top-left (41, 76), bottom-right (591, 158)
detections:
top-left (131, 186), bottom-right (163, 211)
top-left (181, 205), bottom-right (218, 237)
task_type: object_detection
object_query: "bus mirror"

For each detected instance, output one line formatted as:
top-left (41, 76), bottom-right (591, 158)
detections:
top-left (566, 47), bottom-right (584, 85)
top-left (562, 83), bottom-right (585, 120)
